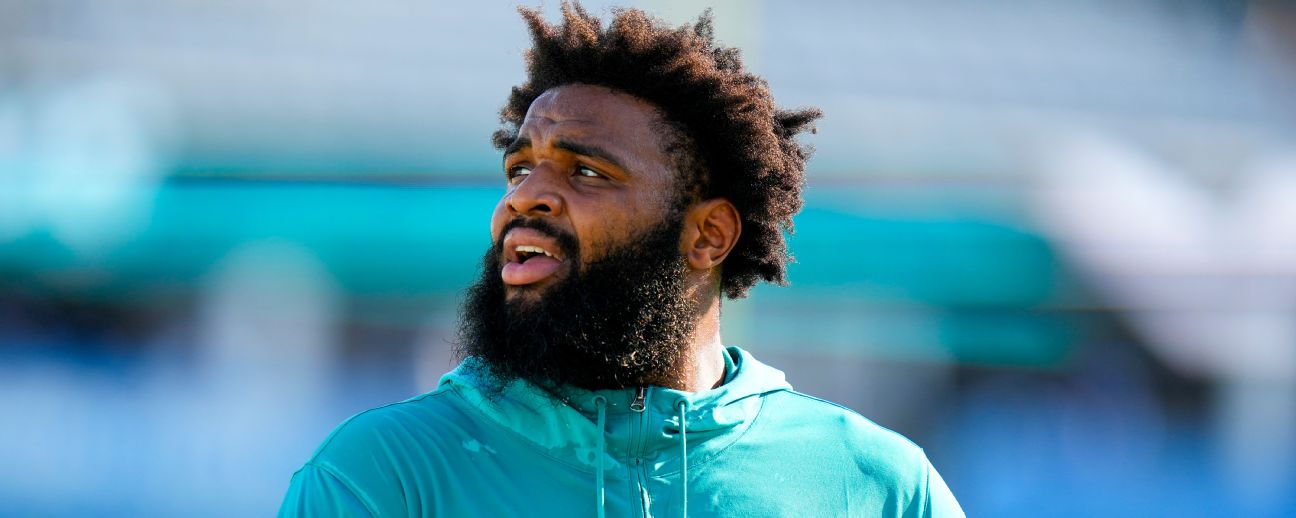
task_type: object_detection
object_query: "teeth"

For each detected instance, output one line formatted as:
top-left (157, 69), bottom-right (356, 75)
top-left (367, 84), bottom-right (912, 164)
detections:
top-left (514, 245), bottom-right (554, 258)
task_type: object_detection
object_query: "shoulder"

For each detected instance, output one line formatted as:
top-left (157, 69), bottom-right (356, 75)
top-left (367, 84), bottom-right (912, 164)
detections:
top-left (755, 390), bottom-right (964, 516)
top-left (754, 391), bottom-right (940, 505)
top-left (288, 387), bottom-right (476, 512)
top-left (762, 390), bottom-right (927, 467)
top-left (307, 387), bottom-right (473, 468)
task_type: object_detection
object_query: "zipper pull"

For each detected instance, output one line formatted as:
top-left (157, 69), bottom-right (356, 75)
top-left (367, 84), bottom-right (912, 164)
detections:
top-left (630, 386), bottom-right (647, 412)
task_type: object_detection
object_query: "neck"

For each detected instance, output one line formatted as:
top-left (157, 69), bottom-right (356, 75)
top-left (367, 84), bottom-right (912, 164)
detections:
top-left (658, 290), bottom-right (726, 393)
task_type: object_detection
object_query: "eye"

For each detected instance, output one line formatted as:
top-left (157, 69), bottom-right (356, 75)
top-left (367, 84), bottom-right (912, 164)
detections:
top-left (507, 166), bottom-right (532, 184)
top-left (575, 165), bottom-right (603, 179)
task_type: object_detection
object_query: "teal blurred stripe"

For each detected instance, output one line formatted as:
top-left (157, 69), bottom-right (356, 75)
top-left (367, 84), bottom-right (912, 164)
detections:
top-left (788, 205), bottom-right (1058, 306)
top-left (3, 184), bottom-right (1061, 299)
top-left (3, 181), bottom-right (1060, 297)
top-left (0, 181), bottom-right (499, 299)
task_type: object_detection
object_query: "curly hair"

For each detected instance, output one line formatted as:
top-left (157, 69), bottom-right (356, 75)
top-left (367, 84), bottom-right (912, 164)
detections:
top-left (492, 2), bottom-right (821, 299)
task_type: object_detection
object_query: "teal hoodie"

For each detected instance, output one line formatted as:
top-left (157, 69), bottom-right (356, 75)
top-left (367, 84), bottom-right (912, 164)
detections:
top-left (279, 347), bottom-right (964, 517)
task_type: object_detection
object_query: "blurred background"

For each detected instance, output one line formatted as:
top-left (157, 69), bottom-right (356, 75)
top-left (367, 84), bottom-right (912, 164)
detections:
top-left (2, 0), bottom-right (1294, 516)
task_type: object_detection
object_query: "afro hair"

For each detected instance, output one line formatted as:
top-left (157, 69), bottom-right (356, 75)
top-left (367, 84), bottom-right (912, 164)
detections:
top-left (493, 2), bottom-right (821, 298)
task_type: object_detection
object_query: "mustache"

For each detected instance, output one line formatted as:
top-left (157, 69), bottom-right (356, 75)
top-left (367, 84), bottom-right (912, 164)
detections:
top-left (497, 218), bottom-right (580, 262)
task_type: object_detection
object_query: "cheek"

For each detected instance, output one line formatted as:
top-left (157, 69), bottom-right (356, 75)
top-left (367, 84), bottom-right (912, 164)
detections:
top-left (572, 211), bottom-right (632, 261)
top-left (489, 199), bottom-right (510, 242)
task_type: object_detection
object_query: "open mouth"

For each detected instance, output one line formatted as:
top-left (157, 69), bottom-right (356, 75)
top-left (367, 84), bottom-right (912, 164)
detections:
top-left (515, 245), bottom-right (554, 262)
top-left (501, 230), bottom-right (569, 286)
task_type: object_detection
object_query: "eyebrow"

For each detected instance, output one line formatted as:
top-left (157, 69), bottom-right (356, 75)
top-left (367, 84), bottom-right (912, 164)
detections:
top-left (503, 135), bottom-right (628, 171)
top-left (503, 136), bottom-right (532, 158)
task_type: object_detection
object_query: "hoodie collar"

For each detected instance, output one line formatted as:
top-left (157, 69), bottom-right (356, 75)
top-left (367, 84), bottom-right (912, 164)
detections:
top-left (439, 346), bottom-right (791, 474)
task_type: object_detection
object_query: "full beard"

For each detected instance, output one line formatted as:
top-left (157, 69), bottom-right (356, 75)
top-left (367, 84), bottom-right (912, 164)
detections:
top-left (455, 214), bottom-right (698, 393)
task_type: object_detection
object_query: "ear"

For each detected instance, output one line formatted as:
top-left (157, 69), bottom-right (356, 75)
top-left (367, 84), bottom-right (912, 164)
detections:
top-left (680, 198), bottom-right (741, 271)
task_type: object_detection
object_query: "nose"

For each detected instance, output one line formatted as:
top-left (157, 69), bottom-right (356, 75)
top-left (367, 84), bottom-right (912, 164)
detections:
top-left (506, 164), bottom-right (566, 218)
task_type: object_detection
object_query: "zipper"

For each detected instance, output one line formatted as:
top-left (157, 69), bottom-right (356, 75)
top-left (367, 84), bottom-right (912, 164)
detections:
top-left (630, 386), bottom-right (647, 412)
top-left (631, 386), bottom-right (650, 518)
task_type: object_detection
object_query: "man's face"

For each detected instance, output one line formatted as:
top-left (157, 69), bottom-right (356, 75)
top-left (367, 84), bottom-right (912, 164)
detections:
top-left (458, 84), bottom-right (700, 390)
top-left (492, 84), bottom-right (682, 298)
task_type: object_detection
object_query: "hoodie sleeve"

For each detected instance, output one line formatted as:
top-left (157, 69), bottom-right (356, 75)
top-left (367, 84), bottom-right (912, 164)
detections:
top-left (278, 463), bottom-right (377, 518)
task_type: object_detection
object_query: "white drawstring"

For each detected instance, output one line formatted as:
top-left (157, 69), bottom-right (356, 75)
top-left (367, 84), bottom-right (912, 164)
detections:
top-left (594, 396), bottom-right (607, 518)
top-left (677, 399), bottom-right (689, 518)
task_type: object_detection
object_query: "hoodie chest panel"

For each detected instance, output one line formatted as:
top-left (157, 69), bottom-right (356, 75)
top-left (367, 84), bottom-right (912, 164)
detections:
top-left (407, 425), bottom-right (645, 517)
top-left (639, 459), bottom-right (906, 518)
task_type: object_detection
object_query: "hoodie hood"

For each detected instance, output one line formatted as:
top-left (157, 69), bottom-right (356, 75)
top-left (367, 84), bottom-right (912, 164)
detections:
top-left (438, 346), bottom-right (792, 476)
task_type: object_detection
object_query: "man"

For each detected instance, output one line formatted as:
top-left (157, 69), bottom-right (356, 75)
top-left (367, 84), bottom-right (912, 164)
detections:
top-left (280, 4), bottom-right (963, 516)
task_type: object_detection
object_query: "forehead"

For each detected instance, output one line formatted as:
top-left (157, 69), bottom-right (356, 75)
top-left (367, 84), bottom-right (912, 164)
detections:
top-left (519, 84), bottom-right (671, 163)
